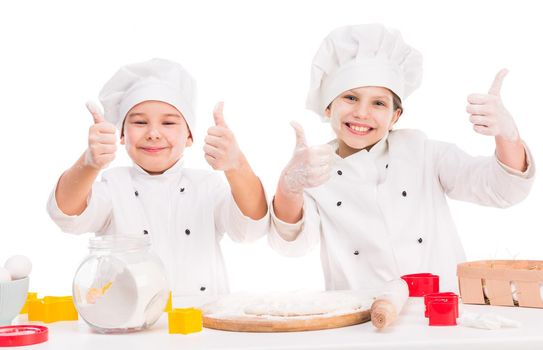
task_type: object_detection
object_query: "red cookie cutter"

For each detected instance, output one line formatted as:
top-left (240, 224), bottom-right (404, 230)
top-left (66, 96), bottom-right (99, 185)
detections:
top-left (401, 273), bottom-right (439, 297)
top-left (0, 325), bottom-right (48, 347)
top-left (424, 292), bottom-right (459, 318)
top-left (427, 296), bottom-right (458, 326)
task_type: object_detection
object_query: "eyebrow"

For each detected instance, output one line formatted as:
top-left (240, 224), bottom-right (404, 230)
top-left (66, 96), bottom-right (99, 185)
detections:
top-left (372, 96), bottom-right (391, 100)
top-left (127, 112), bottom-right (182, 118)
top-left (346, 90), bottom-right (391, 100)
top-left (162, 113), bottom-right (182, 118)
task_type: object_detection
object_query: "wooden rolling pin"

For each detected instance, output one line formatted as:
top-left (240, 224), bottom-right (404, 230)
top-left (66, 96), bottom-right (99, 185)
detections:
top-left (370, 279), bottom-right (409, 329)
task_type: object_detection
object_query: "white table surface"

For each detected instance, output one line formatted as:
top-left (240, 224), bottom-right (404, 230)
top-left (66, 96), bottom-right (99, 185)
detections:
top-left (11, 298), bottom-right (543, 350)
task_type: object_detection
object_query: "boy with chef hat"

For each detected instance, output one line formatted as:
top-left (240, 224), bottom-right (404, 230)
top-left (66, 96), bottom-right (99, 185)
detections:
top-left (268, 24), bottom-right (535, 291)
top-left (47, 58), bottom-right (268, 296)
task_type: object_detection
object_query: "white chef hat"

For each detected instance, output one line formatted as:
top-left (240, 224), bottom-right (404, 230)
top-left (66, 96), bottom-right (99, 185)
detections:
top-left (306, 23), bottom-right (423, 117)
top-left (99, 58), bottom-right (197, 136)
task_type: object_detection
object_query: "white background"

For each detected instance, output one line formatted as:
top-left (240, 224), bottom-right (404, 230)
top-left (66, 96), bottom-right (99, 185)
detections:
top-left (0, 0), bottom-right (541, 296)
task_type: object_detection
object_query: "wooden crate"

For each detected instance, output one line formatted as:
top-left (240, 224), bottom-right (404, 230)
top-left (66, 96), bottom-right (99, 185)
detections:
top-left (457, 260), bottom-right (543, 308)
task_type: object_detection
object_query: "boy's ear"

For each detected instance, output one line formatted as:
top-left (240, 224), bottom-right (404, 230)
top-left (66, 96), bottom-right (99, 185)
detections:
top-left (389, 109), bottom-right (402, 130)
top-left (120, 134), bottom-right (125, 145)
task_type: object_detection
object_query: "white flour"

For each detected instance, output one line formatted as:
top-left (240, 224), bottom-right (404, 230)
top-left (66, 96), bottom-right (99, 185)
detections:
top-left (77, 258), bottom-right (168, 331)
top-left (202, 291), bottom-right (374, 320)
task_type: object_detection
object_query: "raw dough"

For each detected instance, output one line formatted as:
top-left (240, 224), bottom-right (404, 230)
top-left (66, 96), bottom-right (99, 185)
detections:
top-left (203, 290), bottom-right (373, 318)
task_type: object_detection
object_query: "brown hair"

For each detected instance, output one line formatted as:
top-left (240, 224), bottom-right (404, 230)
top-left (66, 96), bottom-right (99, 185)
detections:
top-left (120, 118), bottom-right (126, 138)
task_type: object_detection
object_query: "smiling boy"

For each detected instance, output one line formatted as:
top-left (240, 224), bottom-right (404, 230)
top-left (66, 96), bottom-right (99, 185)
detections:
top-left (47, 58), bottom-right (268, 297)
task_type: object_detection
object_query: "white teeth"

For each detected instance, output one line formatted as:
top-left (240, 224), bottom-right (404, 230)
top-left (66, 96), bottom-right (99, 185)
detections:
top-left (349, 124), bottom-right (370, 132)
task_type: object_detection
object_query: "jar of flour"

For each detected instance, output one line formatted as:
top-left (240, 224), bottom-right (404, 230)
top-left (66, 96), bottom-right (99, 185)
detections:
top-left (72, 235), bottom-right (169, 333)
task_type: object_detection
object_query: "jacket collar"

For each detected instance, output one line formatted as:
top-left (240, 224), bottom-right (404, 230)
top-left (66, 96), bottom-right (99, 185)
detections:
top-left (331, 131), bottom-right (389, 163)
top-left (131, 158), bottom-right (184, 180)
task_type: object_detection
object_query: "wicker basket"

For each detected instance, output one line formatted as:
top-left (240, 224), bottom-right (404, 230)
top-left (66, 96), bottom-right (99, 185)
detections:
top-left (457, 260), bottom-right (543, 308)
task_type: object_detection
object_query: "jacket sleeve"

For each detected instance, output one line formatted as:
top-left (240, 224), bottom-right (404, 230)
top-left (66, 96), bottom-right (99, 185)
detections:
top-left (46, 178), bottom-right (113, 234)
top-left (267, 192), bottom-right (321, 257)
top-left (213, 176), bottom-right (269, 243)
top-left (433, 140), bottom-right (535, 207)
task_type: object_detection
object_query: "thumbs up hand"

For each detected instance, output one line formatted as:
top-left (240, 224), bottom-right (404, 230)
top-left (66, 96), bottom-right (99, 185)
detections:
top-left (84, 101), bottom-right (117, 170)
top-left (278, 121), bottom-right (334, 196)
top-left (466, 69), bottom-right (519, 142)
top-left (204, 102), bottom-right (243, 171)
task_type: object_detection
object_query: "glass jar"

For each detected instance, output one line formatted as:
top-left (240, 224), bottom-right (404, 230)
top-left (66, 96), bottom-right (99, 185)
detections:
top-left (73, 235), bottom-right (169, 333)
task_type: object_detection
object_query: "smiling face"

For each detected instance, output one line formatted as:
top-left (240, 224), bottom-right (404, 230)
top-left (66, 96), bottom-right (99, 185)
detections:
top-left (325, 86), bottom-right (402, 158)
top-left (120, 100), bottom-right (193, 175)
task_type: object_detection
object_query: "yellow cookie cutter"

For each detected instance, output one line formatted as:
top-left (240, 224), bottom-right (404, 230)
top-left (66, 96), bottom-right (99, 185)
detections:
top-left (19, 292), bottom-right (38, 314)
top-left (168, 307), bottom-right (202, 334)
top-left (164, 291), bottom-right (172, 312)
top-left (27, 296), bottom-right (78, 323)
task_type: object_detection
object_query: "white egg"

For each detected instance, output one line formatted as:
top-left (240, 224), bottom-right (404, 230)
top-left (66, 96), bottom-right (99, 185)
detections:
top-left (510, 282), bottom-right (543, 302)
top-left (483, 282), bottom-right (543, 302)
top-left (4, 255), bottom-right (32, 280)
top-left (0, 267), bottom-right (11, 282)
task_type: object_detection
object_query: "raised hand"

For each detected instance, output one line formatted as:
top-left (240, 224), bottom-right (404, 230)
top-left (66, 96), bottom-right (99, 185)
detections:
top-left (278, 122), bottom-right (334, 196)
top-left (467, 69), bottom-right (519, 142)
top-left (204, 102), bottom-right (243, 171)
top-left (84, 101), bottom-right (117, 170)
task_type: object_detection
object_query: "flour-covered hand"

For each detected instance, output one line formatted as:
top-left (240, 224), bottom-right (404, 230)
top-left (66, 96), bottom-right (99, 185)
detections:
top-left (466, 69), bottom-right (519, 142)
top-left (278, 122), bottom-right (334, 196)
top-left (204, 102), bottom-right (244, 171)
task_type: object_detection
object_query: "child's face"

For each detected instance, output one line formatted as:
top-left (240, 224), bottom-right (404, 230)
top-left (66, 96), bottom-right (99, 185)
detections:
top-left (325, 86), bottom-right (401, 157)
top-left (120, 100), bottom-right (193, 175)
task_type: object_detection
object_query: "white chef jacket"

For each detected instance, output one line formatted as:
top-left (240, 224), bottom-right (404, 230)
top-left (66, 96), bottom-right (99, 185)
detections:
top-left (269, 129), bottom-right (535, 292)
top-left (47, 160), bottom-right (269, 297)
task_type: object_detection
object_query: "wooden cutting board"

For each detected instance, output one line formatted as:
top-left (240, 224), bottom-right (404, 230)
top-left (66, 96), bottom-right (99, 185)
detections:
top-left (203, 308), bottom-right (371, 332)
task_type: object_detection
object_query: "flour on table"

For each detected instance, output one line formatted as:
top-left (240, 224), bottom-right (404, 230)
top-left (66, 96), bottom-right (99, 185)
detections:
top-left (202, 290), bottom-right (374, 319)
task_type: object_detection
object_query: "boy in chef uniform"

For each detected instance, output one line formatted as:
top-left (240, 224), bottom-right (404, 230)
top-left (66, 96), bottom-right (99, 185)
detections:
top-left (47, 58), bottom-right (268, 297)
top-left (268, 24), bottom-right (535, 291)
